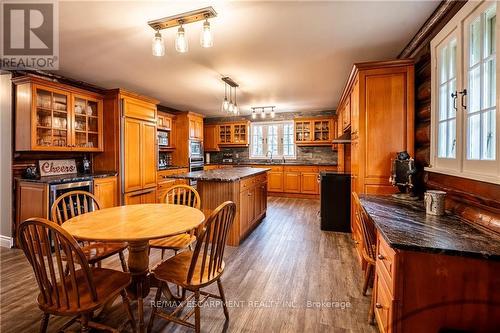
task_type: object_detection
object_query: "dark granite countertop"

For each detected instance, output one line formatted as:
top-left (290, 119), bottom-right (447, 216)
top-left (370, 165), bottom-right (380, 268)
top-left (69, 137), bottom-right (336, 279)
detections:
top-left (17, 172), bottom-right (117, 184)
top-left (206, 161), bottom-right (337, 167)
top-left (158, 166), bottom-right (187, 171)
top-left (169, 167), bottom-right (271, 182)
top-left (360, 195), bottom-right (500, 260)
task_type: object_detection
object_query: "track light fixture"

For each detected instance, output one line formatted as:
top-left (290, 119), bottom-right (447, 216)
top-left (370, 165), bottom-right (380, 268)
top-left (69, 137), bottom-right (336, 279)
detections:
top-left (148, 7), bottom-right (217, 56)
top-left (251, 106), bottom-right (276, 120)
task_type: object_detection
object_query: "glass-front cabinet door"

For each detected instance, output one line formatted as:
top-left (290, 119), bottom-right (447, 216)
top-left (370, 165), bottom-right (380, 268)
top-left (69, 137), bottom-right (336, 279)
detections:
top-left (34, 85), bottom-right (72, 150)
top-left (72, 94), bottom-right (102, 150)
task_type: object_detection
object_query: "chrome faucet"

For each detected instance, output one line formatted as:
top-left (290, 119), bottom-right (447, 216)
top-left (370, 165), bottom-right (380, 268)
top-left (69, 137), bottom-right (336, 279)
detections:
top-left (266, 150), bottom-right (273, 163)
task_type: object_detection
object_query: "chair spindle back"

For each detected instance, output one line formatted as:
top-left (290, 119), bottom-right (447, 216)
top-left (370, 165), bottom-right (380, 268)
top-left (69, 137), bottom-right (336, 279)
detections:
top-left (162, 185), bottom-right (201, 210)
top-left (17, 217), bottom-right (97, 310)
top-left (51, 190), bottom-right (101, 225)
top-left (187, 201), bottom-right (236, 284)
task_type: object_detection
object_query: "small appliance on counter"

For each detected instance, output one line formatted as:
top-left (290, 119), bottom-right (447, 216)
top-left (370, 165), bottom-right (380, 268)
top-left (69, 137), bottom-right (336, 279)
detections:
top-left (389, 151), bottom-right (418, 201)
top-left (320, 171), bottom-right (351, 232)
top-left (222, 152), bottom-right (233, 163)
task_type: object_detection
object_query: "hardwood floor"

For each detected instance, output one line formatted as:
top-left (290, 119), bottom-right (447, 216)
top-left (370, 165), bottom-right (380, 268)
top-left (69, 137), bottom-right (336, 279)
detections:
top-left (0, 197), bottom-right (377, 332)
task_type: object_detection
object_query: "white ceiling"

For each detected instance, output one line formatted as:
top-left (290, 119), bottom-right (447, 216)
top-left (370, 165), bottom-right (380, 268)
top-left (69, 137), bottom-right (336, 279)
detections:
top-left (56, 1), bottom-right (438, 117)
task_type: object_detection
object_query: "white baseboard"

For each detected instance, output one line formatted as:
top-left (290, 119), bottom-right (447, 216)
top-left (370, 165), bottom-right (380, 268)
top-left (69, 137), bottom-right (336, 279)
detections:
top-left (0, 235), bottom-right (13, 248)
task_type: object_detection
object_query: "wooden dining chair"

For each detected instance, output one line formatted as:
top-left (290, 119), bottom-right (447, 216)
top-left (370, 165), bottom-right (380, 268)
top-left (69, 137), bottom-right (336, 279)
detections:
top-left (17, 217), bottom-right (136, 333)
top-left (51, 190), bottom-right (128, 272)
top-left (352, 192), bottom-right (377, 324)
top-left (147, 201), bottom-right (236, 333)
top-left (149, 184), bottom-right (201, 260)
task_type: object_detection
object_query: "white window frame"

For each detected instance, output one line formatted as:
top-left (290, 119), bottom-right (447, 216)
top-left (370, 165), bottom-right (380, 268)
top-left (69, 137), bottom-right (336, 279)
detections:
top-left (249, 121), bottom-right (296, 160)
top-left (429, 0), bottom-right (500, 184)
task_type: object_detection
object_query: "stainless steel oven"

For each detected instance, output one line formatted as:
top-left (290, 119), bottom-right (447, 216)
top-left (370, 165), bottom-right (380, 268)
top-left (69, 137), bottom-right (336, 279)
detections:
top-left (188, 140), bottom-right (204, 187)
top-left (189, 140), bottom-right (203, 159)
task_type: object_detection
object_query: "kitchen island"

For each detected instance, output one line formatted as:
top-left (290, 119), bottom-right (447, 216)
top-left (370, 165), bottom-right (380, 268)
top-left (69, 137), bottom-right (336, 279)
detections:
top-left (170, 167), bottom-right (270, 246)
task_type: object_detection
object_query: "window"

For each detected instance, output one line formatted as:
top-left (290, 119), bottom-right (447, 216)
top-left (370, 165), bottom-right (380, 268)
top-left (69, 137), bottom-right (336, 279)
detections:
top-left (250, 121), bottom-right (296, 159)
top-left (430, 0), bottom-right (499, 184)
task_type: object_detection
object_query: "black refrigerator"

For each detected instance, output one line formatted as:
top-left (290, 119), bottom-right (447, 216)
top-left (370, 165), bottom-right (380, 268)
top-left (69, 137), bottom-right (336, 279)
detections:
top-left (320, 171), bottom-right (351, 232)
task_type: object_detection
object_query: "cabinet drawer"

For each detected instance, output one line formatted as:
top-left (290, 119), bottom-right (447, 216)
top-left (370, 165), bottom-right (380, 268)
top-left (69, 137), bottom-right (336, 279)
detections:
top-left (377, 235), bottom-right (396, 292)
top-left (240, 177), bottom-right (256, 190)
top-left (374, 270), bottom-right (393, 333)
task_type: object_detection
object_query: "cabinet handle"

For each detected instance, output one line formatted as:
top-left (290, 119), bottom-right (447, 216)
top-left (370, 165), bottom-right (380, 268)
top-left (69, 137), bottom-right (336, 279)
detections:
top-left (375, 303), bottom-right (383, 309)
top-left (248, 192), bottom-right (252, 196)
top-left (377, 254), bottom-right (385, 260)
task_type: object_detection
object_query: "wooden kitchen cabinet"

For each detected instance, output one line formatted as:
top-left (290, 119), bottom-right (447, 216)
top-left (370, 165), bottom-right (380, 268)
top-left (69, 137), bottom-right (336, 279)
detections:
top-left (218, 121), bottom-right (250, 146)
top-left (268, 171), bottom-right (284, 192)
top-left (338, 59), bottom-right (414, 198)
top-left (203, 124), bottom-right (220, 152)
top-left (93, 176), bottom-right (117, 209)
top-left (294, 117), bottom-right (333, 146)
top-left (283, 170), bottom-right (301, 193)
top-left (171, 112), bottom-right (204, 167)
top-left (300, 171), bottom-right (319, 194)
top-left (188, 114), bottom-right (204, 140)
top-left (121, 96), bottom-right (158, 193)
top-left (156, 168), bottom-right (189, 203)
top-left (15, 181), bottom-right (49, 237)
top-left (13, 76), bottom-right (104, 152)
top-left (157, 113), bottom-right (172, 130)
top-left (124, 188), bottom-right (157, 205)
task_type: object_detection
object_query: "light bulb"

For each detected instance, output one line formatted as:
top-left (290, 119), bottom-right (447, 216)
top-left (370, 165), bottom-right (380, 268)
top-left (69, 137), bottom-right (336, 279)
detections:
top-left (252, 111), bottom-right (256, 119)
top-left (222, 98), bottom-right (229, 111)
top-left (228, 102), bottom-right (234, 113)
top-left (233, 103), bottom-right (239, 114)
top-left (152, 31), bottom-right (165, 57)
top-left (200, 19), bottom-right (213, 48)
top-left (271, 110), bottom-right (275, 118)
top-left (175, 25), bottom-right (188, 53)
top-left (261, 109), bottom-right (265, 118)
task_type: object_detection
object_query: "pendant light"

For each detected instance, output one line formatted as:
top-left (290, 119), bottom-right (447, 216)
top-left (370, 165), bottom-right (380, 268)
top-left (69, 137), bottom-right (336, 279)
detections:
top-left (233, 86), bottom-right (239, 114)
top-left (261, 107), bottom-right (266, 119)
top-left (200, 18), bottom-right (213, 48)
top-left (270, 106), bottom-right (275, 118)
top-left (151, 31), bottom-right (165, 56)
top-left (175, 22), bottom-right (188, 53)
top-left (228, 86), bottom-right (234, 113)
top-left (222, 83), bottom-right (229, 111)
top-left (252, 109), bottom-right (257, 119)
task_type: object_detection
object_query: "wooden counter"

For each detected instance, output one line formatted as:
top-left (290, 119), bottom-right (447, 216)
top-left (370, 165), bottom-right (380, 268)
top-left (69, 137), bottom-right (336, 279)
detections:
top-left (171, 167), bottom-right (269, 246)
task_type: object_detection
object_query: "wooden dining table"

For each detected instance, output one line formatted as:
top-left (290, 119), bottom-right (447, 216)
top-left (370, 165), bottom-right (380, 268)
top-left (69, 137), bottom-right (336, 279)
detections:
top-left (62, 203), bottom-right (205, 333)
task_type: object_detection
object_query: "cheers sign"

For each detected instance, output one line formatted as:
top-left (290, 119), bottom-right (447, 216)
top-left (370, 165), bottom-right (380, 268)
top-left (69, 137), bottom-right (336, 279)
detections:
top-left (39, 159), bottom-right (77, 177)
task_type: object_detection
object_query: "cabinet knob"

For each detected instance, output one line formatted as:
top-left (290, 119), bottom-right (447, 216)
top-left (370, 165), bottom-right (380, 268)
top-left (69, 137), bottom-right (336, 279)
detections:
top-left (377, 254), bottom-right (385, 260)
top-left (375, 303), bottom-right (383, 309)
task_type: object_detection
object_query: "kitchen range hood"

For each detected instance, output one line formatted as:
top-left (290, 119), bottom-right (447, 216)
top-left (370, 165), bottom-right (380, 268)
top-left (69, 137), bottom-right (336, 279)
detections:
top-left (332, 131), bottom-right (351, 144)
